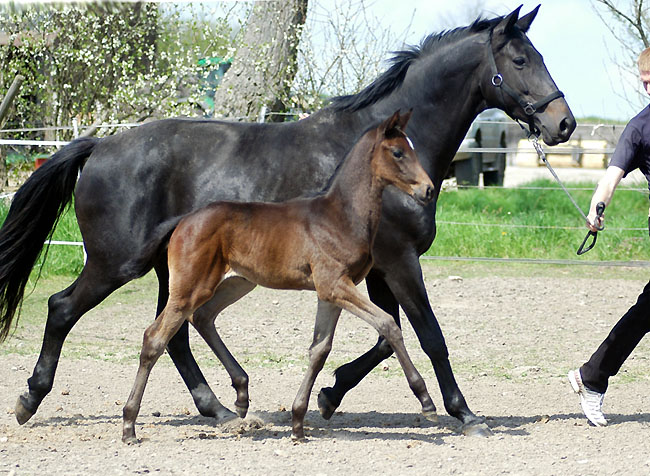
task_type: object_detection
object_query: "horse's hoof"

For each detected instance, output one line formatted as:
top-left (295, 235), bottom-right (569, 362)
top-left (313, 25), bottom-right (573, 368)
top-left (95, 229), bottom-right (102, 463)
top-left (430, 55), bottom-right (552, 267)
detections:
top-left (422, 409), bottom-right (438, 423)
top-left (15, 397), bottom-right (34, 425)
top-left (212, 405), bottom-right (238, 423)
top-left (461, 421), bottom-right (492, 437)
top-left (317, 388), bottom-right (337, 420)
top-left (122, 429), bottom-right (139, 445)
top-left (235, 404), bottom-right (248, 419)
top-left (291, 432), bottom-right (307, 442)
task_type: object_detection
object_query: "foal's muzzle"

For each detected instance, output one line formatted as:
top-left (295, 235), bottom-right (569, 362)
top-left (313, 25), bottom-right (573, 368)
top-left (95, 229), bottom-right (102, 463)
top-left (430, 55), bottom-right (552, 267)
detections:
top-left (414, 183), bottom-right (435, 204)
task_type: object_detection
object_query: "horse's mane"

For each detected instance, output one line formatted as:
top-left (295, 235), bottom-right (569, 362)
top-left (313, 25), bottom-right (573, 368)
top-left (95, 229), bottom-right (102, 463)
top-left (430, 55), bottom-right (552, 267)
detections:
top-left (329, 15), bottom-right (500, 112)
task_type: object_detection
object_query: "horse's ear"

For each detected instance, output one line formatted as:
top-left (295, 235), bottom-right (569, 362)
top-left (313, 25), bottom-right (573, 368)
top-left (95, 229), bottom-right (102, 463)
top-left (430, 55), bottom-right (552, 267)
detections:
top-left (494, 5), bottom-right (522, 37)
top-left (516, 5), bottom-right (540, 33)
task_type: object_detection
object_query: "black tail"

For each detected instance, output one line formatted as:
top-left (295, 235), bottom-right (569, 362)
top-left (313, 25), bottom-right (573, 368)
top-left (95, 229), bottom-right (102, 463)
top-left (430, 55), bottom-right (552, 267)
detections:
top-left (0, 137), bottom-right (99, 342)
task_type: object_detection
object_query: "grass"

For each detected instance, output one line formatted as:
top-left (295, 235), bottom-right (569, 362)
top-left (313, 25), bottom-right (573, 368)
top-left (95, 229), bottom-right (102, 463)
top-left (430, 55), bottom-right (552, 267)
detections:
top-left (430, 179), bottom-right (650, 262)
top-left (0, 201), bottom-right (85, 280)
top-left (0, 177), bottom-right (647, 284)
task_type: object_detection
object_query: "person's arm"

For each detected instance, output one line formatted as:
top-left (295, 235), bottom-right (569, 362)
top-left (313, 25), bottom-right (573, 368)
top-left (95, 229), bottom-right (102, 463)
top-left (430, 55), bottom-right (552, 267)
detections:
top-left (586, 165), bottom-right (625, 232)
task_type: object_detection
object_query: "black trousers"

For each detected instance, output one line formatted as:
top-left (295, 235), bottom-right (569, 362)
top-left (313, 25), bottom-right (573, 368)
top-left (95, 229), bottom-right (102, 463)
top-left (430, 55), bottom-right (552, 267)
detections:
top-left (580, 279), bottom-right (650, 393)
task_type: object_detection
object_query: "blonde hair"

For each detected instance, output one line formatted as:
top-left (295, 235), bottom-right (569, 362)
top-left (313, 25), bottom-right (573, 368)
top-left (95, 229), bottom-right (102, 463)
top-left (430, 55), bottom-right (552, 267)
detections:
top-left (638, 47), bottom-right (650, 73)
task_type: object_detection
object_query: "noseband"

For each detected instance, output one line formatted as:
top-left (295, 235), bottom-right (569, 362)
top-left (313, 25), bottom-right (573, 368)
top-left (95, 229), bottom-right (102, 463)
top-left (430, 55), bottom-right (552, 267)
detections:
top-left (486, 32), bottom-right (564, 118)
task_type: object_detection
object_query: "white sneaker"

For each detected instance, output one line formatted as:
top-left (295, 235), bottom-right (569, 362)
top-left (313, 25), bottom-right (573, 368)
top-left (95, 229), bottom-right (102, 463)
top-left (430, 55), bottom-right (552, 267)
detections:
top-left (568, 369), bottom-right (608, 427)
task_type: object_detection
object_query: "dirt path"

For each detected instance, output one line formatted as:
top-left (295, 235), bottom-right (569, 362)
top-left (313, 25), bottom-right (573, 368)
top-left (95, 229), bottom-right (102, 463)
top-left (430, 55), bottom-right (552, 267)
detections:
top-left (1, 262), bottom-right (650, 475)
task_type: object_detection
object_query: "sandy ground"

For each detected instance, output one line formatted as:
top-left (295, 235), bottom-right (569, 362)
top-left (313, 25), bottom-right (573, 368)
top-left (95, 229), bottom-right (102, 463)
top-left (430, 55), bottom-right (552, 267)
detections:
top-left (1, 262), bottom-right (650, 475)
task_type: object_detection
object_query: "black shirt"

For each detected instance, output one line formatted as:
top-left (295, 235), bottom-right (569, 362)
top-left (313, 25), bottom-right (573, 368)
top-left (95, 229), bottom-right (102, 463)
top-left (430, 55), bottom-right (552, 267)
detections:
top-left (609, 105), bottom-right (650, 193)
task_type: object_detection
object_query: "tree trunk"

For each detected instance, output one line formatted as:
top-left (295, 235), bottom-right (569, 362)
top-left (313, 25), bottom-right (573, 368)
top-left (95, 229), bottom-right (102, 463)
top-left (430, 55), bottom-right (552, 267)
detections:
top-left (213, 0), bottom-right (308, 122)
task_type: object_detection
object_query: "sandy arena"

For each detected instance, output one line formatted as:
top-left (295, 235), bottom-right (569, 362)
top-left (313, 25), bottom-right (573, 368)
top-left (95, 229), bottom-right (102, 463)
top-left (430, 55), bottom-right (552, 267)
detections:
top-left (1, 261), bottom-right (649, 475)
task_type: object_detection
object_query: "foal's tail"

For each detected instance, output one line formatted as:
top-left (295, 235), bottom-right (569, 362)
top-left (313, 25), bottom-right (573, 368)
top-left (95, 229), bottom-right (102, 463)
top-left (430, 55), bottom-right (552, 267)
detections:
top-left (0, 137), bottom-right (99, 342)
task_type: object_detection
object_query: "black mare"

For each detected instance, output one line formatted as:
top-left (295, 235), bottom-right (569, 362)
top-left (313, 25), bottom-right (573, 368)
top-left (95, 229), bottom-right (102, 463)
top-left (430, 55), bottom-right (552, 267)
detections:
top-left (0, 7), bottom-right (575, 436)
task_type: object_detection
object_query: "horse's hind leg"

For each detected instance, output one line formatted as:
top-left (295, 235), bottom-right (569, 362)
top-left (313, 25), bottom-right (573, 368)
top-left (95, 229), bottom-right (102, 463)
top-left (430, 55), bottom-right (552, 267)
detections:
top-left (291, 299), bottom-right (341, 441)
top-left (15, 260), bottom-right (126, 424)
top-left (154, 262), bottom-right (235, 420)
top-left (191, 275), bottom-right (257, 418)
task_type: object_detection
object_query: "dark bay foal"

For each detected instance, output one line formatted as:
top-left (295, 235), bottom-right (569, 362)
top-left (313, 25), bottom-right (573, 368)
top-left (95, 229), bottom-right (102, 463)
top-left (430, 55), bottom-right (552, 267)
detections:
top-left (121, 110), bottom-right (436, 443)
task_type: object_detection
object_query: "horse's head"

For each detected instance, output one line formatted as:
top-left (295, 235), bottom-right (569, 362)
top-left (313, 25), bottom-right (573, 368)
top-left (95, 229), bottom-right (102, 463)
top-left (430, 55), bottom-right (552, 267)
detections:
top-left (374, 110), bottom-right (434, 204)
top-left (481, 6), bottom-right (575, 145)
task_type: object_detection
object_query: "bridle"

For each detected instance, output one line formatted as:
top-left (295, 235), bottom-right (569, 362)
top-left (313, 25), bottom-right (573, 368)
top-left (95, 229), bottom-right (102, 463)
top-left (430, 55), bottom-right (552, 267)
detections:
top-left (485, 31), bottom-right (564, 123)
top-left (485, 31), bottom-right (605, 255)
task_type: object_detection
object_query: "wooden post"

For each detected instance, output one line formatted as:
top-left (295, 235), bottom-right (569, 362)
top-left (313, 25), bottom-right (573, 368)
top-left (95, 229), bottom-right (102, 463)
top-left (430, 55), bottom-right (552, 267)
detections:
top-left (0, 75), bottom-right (25, 128)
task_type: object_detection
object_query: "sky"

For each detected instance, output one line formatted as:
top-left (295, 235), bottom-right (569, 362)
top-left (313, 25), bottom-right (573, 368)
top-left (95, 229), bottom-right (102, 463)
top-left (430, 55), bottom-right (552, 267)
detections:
top-left (369, 0), bottom-right (644, 121)
top-left (4, 0), bottom-right (643, 121)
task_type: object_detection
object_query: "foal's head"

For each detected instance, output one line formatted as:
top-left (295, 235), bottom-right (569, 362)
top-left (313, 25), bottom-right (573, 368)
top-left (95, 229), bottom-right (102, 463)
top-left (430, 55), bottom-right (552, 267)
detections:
top-left (373, 110), bottom-right (434, 204)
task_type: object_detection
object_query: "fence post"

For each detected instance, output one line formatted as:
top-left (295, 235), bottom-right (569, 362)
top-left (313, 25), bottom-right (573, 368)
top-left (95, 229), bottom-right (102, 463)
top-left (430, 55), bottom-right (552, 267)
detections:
top-left (0, 75), bottom-right (25, 128)
top-left (258, 105), bottom-right (267, 123)
top-left (0, 75), bottom-right (25, 188)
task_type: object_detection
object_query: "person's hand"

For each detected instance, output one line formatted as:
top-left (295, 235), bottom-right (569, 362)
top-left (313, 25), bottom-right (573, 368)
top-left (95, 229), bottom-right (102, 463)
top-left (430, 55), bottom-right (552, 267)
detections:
top-left (586, 212), bottom-right (604, 232)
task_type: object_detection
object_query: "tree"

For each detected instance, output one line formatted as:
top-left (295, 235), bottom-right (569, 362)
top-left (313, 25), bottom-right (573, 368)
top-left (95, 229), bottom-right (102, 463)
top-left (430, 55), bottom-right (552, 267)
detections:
top-left (593, 0), bottom-right (650, 110)
top-left (212, 0), bottom-right (309, 121)
top-left (0, 2), bottom-right (235, 140)
top-left (292, 0), bottom-right (412, 113)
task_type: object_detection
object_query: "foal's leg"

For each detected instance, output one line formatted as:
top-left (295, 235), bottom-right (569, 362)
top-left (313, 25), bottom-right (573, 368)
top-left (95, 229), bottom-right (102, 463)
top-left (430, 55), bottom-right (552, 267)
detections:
top-left (321, 252), bottom-right (489, 436)
top-left (191, 275), bottom-right (257, 418)
top-left (154, 262), bottom-right (231, 420)
top-left (318, 269), bottom-right (399, 419)
top-left (122, 307), bottom-right (189, 443)
top-left (325, 278), bottom-right (437, 421)
top-left (291, 300), bottom-right (341, 441)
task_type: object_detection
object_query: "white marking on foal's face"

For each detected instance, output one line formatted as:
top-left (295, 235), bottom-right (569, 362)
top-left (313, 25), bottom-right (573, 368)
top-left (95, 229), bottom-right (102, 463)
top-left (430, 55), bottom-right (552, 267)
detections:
top-left (406, 136), bottom-right (414, 150)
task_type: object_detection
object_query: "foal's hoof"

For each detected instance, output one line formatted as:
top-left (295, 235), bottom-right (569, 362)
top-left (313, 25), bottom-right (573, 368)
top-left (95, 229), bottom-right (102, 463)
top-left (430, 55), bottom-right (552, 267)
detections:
top-left (422, 409), bottom-right (438, 423)
top-left (122, 435), bottom-right (140, 445)
top-left (15, 397), bottom-right (34, 425)
top-left (317, 388), bottom-right (338, 420)
top-left (460, 421), bottom-right (492, 437)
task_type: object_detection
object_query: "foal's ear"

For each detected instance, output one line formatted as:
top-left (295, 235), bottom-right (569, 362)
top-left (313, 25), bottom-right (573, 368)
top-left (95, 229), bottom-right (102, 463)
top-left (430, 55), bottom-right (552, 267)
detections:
top-left (381, 109), bottom-right (412, 138)
top-left (494, 5), bottom-right (522, 36)
top-left (516, 5), bottom-right (539, 33)
top-left (397, 109), bottom-right (413, 131)
top-left (381, 110), bottom-right (402, 136)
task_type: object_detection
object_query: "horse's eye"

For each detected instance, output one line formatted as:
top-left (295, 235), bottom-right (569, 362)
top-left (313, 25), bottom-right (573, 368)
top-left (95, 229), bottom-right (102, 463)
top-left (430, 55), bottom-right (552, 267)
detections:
top-left (392, 149), bottom-right (404, 159)
top-left (513, 57), bottom-right (526, 67)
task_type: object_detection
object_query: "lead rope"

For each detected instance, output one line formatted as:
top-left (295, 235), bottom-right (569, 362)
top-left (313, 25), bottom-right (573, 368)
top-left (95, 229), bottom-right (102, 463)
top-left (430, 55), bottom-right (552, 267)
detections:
top-left (524, 129), bottom-right (606, 255)
top-left (528, 133), bottom-right (589, 223)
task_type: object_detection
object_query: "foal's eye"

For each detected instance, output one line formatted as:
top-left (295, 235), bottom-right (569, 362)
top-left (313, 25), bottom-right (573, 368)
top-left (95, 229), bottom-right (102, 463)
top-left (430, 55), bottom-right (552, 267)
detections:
top-left (513, 57), bottom-right (526, 67)
top-left (392, 149), bottom-right (404, 159)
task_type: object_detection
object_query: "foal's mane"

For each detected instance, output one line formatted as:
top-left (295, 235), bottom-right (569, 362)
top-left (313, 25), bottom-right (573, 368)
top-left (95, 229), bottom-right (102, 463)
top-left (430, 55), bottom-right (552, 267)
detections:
top-left (329, 15), bottom-right (502, 113)
top-left (318, 118), bottom-right (408, 195)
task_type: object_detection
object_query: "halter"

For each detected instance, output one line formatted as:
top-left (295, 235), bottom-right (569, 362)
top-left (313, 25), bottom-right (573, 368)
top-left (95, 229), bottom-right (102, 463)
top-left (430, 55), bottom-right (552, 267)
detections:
top-left (486, 31), bottom-right (564, 120)
top-left (485, 32), bottom-right (605, 254)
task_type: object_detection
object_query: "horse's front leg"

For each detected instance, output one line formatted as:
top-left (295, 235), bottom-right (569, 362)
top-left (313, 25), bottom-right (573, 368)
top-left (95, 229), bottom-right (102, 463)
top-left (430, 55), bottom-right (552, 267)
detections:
top-left (325, 277), bottom-right (437, 422)
top-left (320, 253), bottom-right (491, 436)
top-left (382, 256), bottom-right (490, 436)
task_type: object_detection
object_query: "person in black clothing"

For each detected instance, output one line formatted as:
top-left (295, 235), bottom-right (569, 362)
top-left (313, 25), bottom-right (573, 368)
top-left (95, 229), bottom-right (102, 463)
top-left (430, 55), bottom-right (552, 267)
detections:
top-left (568, 46), bottom-right (650, 427)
